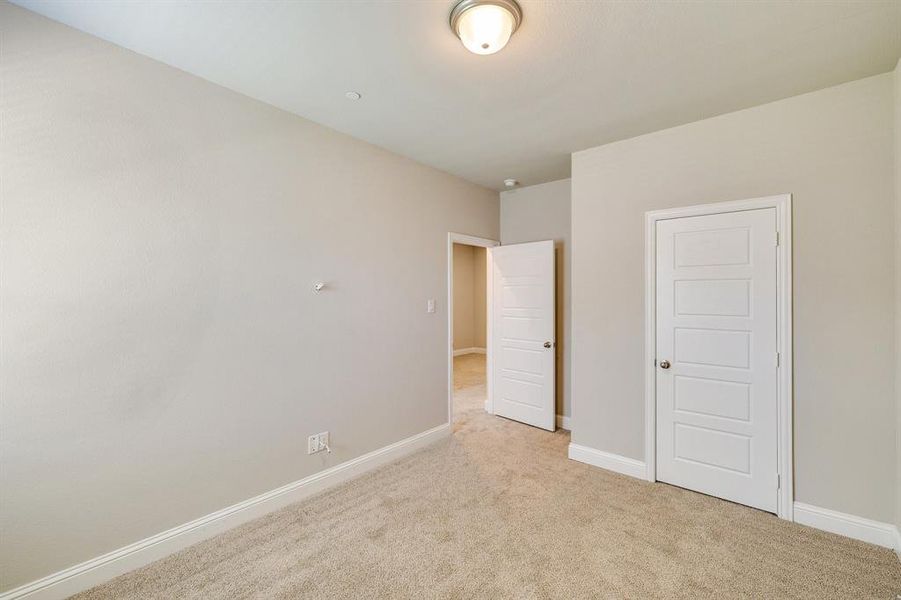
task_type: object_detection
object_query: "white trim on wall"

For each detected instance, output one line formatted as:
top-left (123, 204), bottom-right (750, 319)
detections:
top-left (794, 502), bottom-right (900, 552)
top-left (452, 347), bottom-right (486, 357)
top-left (643, 194), bottom-right (794, 521)
top-left (0, 424), bottom-right (450, 600)
top-left (895, 526), bottom-right (901, 560)
top-left (567, 445), bottom-right (901, 556)
top-left (556, 414), bottom-right (571, 430)
top-left (447, 232), bottom-right (499, 422)
top-left (568, 444), bottom-right (647, 480)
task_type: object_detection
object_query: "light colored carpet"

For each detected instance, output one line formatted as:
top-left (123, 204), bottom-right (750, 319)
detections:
top-left (75, 354), bottom-right (901, 599)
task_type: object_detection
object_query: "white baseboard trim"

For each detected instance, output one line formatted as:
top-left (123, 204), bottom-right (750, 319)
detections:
top-left (452, 347), bottom-right (486, 356)
top-left (0, 423), bottom-right (450, 600)
top-left (565, 445), bottom-right (901, 557)
top-left (793, 502), bottom-right (900, 552)
top-left (567, 443), bottom-right (646, 480)
top-left (895, 526), bottom-right (901, 560)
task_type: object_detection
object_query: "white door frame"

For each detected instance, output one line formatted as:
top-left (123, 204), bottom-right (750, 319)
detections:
top-left (644, 194), bottom-right (793, 520)
top-left (447, 232), bottom-right (500, 424)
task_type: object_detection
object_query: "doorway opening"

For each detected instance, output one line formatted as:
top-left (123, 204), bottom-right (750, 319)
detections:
top-left (447, 233), bottom-right (557, 432)
top-left (447, 234), bottom-right (497, 426)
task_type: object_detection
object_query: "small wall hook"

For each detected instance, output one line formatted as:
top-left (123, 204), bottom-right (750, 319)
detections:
top-left (314, 282), bottom-right (326, 292)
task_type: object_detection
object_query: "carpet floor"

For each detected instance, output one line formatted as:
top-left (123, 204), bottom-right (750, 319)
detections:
top-left (75, 354), bottom-right (901, 599)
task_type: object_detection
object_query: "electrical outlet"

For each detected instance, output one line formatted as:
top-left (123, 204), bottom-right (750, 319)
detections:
top-left (318, 431), bottom-right (329, 452)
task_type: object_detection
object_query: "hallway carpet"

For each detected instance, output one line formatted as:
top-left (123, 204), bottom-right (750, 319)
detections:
top-left (76, 354), bottom-right (901, 598)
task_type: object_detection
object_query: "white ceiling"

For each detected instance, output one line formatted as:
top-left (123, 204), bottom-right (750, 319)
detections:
top-left (13, 0), bottom-right (901, 190)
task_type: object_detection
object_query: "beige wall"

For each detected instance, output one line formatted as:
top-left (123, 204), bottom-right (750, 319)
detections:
top-left (571, 73), bottom-right (896, 523)
top-left (500, 179), bottom-right (571, 419)
top-left (453, 244), bottom-right (476, 350)
top-left (452, 244), bottom-right (486, 350)
top-left (0, 4), bottom-right (498, 591)
top-left (895, 59), bottom-right (901, 532)
top-left (473, 247), bottom-right (487, 348)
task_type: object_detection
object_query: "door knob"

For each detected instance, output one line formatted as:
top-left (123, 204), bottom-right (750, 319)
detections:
top-left (544, 341), bottom-right (552, 348)
top-left (659, 360), bottom-right (671, 369)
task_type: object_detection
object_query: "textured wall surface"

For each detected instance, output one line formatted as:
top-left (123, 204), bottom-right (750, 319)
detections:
top-left (571, 74), bottom-right (896, 523)
top-left (500, 179), bottom-right (571, 418)
top-left (0, 4), bottom-right (498, 590)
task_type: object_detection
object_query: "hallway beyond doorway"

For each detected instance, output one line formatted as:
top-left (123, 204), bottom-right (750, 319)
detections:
top-left (453, 353), bottom-right (485, 425)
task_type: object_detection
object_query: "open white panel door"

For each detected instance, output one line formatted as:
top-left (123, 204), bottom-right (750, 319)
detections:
top-left (489, 240), bottom-right (555, 431)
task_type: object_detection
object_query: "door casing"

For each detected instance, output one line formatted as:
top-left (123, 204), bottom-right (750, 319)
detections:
top-left (644, 194), bottom-right (793, 520)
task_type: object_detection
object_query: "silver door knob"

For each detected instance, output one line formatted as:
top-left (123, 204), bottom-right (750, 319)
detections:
top-left (544, 341), bottom-right (552, 348)
top-left (659, 360), bottom-right (671, 369)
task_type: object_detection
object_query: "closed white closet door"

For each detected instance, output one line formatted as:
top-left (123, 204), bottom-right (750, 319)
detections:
top-left (656, 208), bottom-right (778, 513)
top-left (490, 240), bottom-right (555, 431)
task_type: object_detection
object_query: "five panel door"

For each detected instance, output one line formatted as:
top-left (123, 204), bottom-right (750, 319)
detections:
top-left (490, 240), bottom-right (556, 431)
top-left (655, 208), bottom-right (778, 513)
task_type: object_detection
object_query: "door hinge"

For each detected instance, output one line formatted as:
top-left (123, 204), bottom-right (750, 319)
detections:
top-left (777, 474), bottom-right (781, 489)
top-left (776, 352), bottom-right (780, 367)
top-left (775, 231), bottom-right (780, 246)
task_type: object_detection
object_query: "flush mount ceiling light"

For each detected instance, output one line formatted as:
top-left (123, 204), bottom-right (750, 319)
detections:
top-left (450, 0), bottom-right (522, 56)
